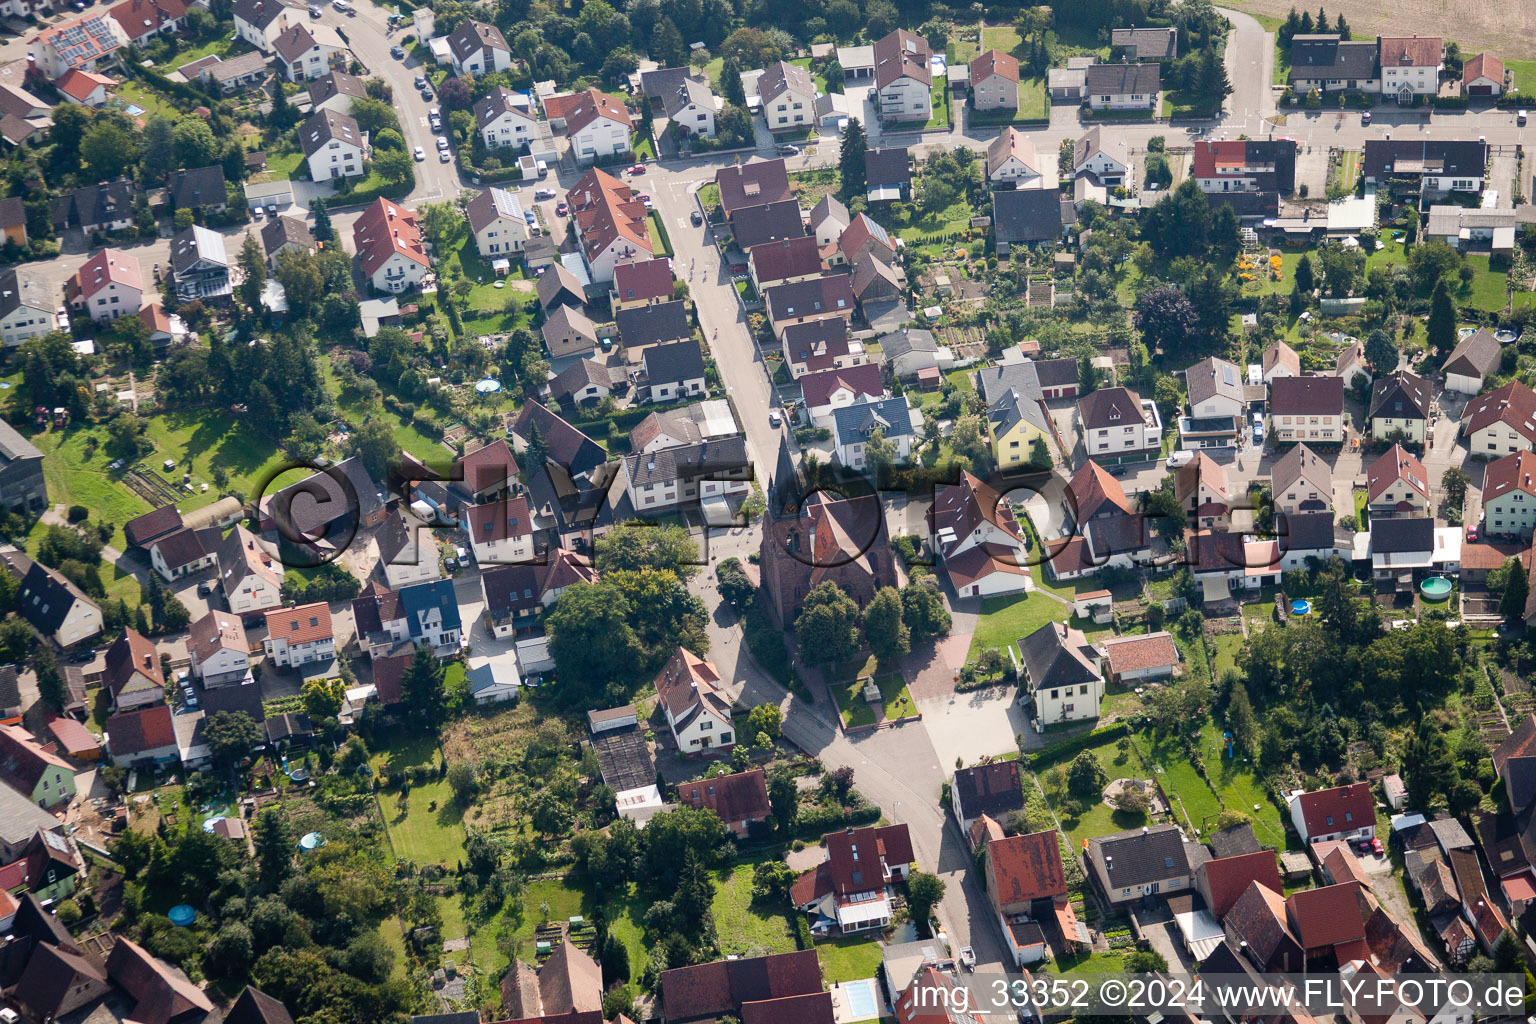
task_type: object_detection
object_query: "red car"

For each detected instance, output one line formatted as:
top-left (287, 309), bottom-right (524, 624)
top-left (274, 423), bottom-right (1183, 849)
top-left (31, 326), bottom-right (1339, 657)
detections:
top-left (1371, 837), bottom-right (1383, 855)
top-left (1466, 525), bottom-right (1479, 542)
top-left (555, 202), bottom-right (568, 216)
top-left (628, 163), bottom-right (646, 175)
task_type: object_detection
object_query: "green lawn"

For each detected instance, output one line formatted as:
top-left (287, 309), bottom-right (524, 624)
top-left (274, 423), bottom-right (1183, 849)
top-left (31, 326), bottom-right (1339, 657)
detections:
top-left (924, 83), bottom-right (951, 130)
top-left (790, 57), bottom-right (830, 95)
top-left (323, 354), bottom-right (449, 462)
top-left (647, 210), bottom-right (672, 256)
top-left (1462, 254), bottom-right (1509, 312)
top-left (1211, 633), bottom-right (1245, 679)
top-left (112, 81), bottom-right (177, 119)
top-left (817, 936), bottom-right (884, 982)
top-left (1239, 250), bottom-right (1301, 297)
top-left (441, 231), bottom-right (533, 313)
top-left (712, 855), bottom-right (796, 955)
top-left (1034, 729), bottom-right (1149, 848)
top-left (980, 26), bottom-right (1022, 53)
top-left (1506, 59), bottom-right (1536, 96)
top-left (967, 592), bottom-right (1072, 661)
top-left (631, 132), bottom-right (656, 162)
top-left (1048, 949), bottom-right (1126, 974)
top-left (967, 77), bottom-right (1049, 124)
top-left (167, 34), bottom-right (242, 68)
top-left (1133, 732), bottom-right (1224, 835)
top-left (261, 150), bottom-right (306, 181)
top-left (371, 730), bottom-right (464, 866)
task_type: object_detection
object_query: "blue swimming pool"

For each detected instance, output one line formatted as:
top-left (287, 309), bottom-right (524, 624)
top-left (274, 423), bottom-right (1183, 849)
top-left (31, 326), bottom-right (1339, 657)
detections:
top-left (844, 979), bottom-right (879, 1019)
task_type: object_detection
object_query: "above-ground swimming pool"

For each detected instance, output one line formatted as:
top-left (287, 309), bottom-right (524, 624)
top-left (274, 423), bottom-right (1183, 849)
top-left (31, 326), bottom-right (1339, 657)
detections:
top-left (1291, 599), bottom-right (1310, 616)
top-left (1421, 577), bottom-right (1453, 601)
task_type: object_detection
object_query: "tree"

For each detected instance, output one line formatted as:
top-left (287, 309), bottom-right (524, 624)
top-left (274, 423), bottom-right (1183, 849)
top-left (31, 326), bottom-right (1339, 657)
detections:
top-left (546, 583), bottom-right (643, 695)
top-left (1067, 750), bottom-right (1108, 798)
top-left (419, 202), bottom-right (465, 254)
top-left (715, 557), bottom-right (756, 615)
top-left (768, 768), bottom-right (797, 832)
top-left (1404, 717), bottom-right (1455, 810)
top-left (1442, 466), bottom-right (1469, 513)
top-left (862, 587), bottom-right (909, 661)
top-left (652, 16), bottom-right (686, 67)
top-left (34, 646), bottom-right (66, 712)
top-left (112, 829), bottom-right (153, 879)
top-left (301, 677), bottom-right (345, 719)
top-left (1294, 252), bottom-right (1316, 294)
top-left (1227, 683), bottom-right (1259, 759)
top-left (1502, 558), bottom-right (1530, 621)
top-left (347, 418), bottom-right (397, 483)
top-left (158, 593), bottom-right (191, 633)
top-left (238, 233), bottom-right (266, 309)
top-left (906, 871), bottom-right (945, 937)
top-left (743, 704), bottom-right (782, 746)
top-left (1125, 949), bottom-right (1169, 973)
top-left (310, 198), bottom-right (333, 242)
top-left (1197, 44), bottom-right (1232, 103)
top-left (374, 149), bottom-right (414, 187)
top-left (171, 118), bottom-right (219, 169)
top-left (1427, 279), bottom-right (1456, 356)
top-left (595, 523), bottom-right (700, 580)
top-left (1134, 287), bottom-right (1200, 356)
top-left (204, 711), bottom-right (261, 772)
top-left (252, 807), bottom-right (293, 891)
top-left (720, 57), bottom-right (747, 107)
top-left (400, 645), bottom-right (445, 729)
top-left (1364, 329), bottom-right (1398, 375)
top-left (901, 583), bottom-right (951, 641)
top-left (839, 119), bottom-right (867, 200)
top-left (205, 921), bottom-right (255, 981)
top-left (752, 859), bottom-right (795, 901)
top-left (794, 581), bottom-right (860, 665)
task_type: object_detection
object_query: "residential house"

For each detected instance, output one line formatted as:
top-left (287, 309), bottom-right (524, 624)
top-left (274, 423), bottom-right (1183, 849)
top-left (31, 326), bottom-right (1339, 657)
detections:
top-left (298, 108), bottom-right (365, 181)
top-left (461, 497), bottom-right (535, 565)
top-left (715, 158), bottom-right (793, 223)
top-left (1463, 52), bottom-right (1504, 97)
top-left (187, 610), bottom-right (251, 688)
top-left (1224, 880), bottom-right (1305, 971)
top-left (374, 512), bottom-right (441, 588)
top-left (0, 199), bottom-right (25, 250)
top-left (969, 49), bottom-right (1019, 112)
top-left (1289, 782), bottom-right (1375, 844)
top-left (850, 254), bottom-right (903, 309)
top-left (0, 424), bottom-right (43, 517)
top-left (653, 72), bottom-right (717, 138)
top-left (1085, 63), bottom-right (1160, 110)
top-left (879, 326), bottom-right (944, 379)
top-left (168, 165), bottom-right (227, 213)
top-left (1100, 631), bottom-right (1180, 684)
top-left (931, 470), bottom-right (1031, 597)
top-left (992, 187), bottom-right (1068, 252)
top-left (232, 0), bottom-right (298, 51)
top-left (1175, 452), bottom-right (1231, 530)
top-left (643, 339), bottom-right (706, 402)
top-left (759, 60), bottom-right (815, 131)
top-left (1195, 850), bottom-right (1282, 921)
top-left (537, 547), bottom-right (596, 606)
top-left (677, 768), bottom-right (771, 837)
top-left (836, 215), bottom-right (898, 271)
top-left (985, 829), bottom-right (1077, 966)
top-left (758, 484), bottom-right (897, 628)
top-left (984, 385), bottom-right (1052, 472)
top-left (1378, 35), bottom-right (1442, 102)
top-left (1368, 515), bottom-right (1438, 584)
top-left (1047, 55), bottom-right (1092, 102)
top-left (653, 647), bottom-right (734, 753)
top-left (262, 602), bottom-right (335, 669)
top-left (809, 195), bottom-right (851, 247)
top-left (15, 559), bottom-right (100, 647)
top-left (1442, 327), bottom-right (1502, 395)
top-left (785, 315), bottom-right (859, 382)
top-left (800, 364), bottom-right (884, 428)
top-left (1366, 371), bottom-right (1430, 446)
top-left (511, 400), bottom-right (609, 481)
top-left (106, 0), bottom-right (184, 45)
top-left (204, 51), bottom-right (270, 92)
top-left (1047, 460), bottom-right (1151, 580)
top-left (619, 436), bottom-right (750, 516)
top-left (166, 224), bottom-right (231, 302)
top-left (950, 761), bottom-right (1024, 837)
top-left (451, 438), bottom-right (520, 508)
top-left (1461, 381), bottom-right (1536, 456)
top-left (0, 725), bottom-right (74, 808)
top-left (465, 186), bottom-right (528, 259)
top-left (480, 564), bottom-right (541, 638)
top-left (1336, 339), bottom-right (1370, 389)
top-left (474, 85), bottom-right (537, 151)
top-left (866, 147), bottom-right (912, 202)
top-left (1481, 450), bottom-right (1536, 537)
top-left (1425, 206), bottom-right (1516, 252)
top-left (1111, 26), bottom-right (1176, 60)
top-left (274, 22), bottom-right (344, 82)
top-left (102, 629), bottom-right (164, 711)
top-left (30, 14), bottom-right (127, 81)
top-left (68, 247), bottom-right (141, 322)
top-left (1074, 126), bottom-right (1130, 186)
top-left (352, 198), bottom-right (428, 294)
top-left (549, 359), bottom-right (613, 406)
top-left (498, 938), bottom-right (601, 1023)
top-left (1077, 385), bottom-right (1162, 461)
top-left (617, 299), bottom-right (690, 352)
top-left (305, 70), bottom-right (365, 114)
top-left (148, 526), bottom-right (221, 582)
top-left (564, 88), bottom-right (631, 164)
top-left (104, 704), bottom-right (177, 767)
top-left (748, 235), bottom-right (822, 291)
top-left (764, 274), bottom-right (856, 340)
top-left (446, 19), bottom-right (511, 76)
top-left (873, 29), bottom-right (932, 123)
top-left (566, 167), bottom-right (651, 282)
top-left (217, 526), bottom-right (283, 614)
top-left (1183, 355), bottom-right (1246, 449)
top-left (535, 263), bottom-right (585, 312)
top-left (1363, 139), bottom-right (1486, 198)
top-left (1086, 824), bottom-right (1198, 905)
top-left (54, 69), bottom-right (114, 106)
top-left (10, 940), bottom-right (109, 1022)
top-left (728, 198), bottom-right (804, 250)
top-left (1289, 34), bottom-right (1379, 94)
top-left (256, 455), bottom-right (387, 541)
top-left (1017, 620), bottom-right (1103, 724)
top-left (1192, 139), bottom-right (1297, 194)
top-left (353, 579), bottom-right (462, 656)
top-left (832, 396), bottom-right (915, 472)
top-left (260, 215), bottom-right (314, 270)
top-left (1269, 376), bottom-right (1345, 443)
top-left (610, 257), bottom-right (674, 311)
top-left (49, 179), bottom-right (136, 236)
top-left (1263, 339), bottom-right (1301, 380)
top-left (1271, 443), bottom-right (1332, 515)
top-left (105, 937), bottom-right (215, 1024)
top-left (985, 126), bottom-right (1051, 188)
top-left (542, 304), bottom-right (599, 360)
top-left (659, 950), bottom-right (824, 1024)
top-left (0, 269), bottom-right (57, 347)
top-left (791, 823), bottom-right (914, 934)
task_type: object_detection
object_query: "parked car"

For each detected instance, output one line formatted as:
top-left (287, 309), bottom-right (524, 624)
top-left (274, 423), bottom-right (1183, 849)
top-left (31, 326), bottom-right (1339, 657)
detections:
top-left (429, 114), bottom-right (442, 130)
top-left (1467, 524), bottom-right (1479, 542)
top-left (439, 149), bottom-right (451, 162)
top-left (308, 3), bottom-right (320, 14)
top-left (419, 87), bottom-right (432, 100)
top-left (436, 137), bottom-right (449, 150)
top-left (414, 75), bottom-right (427, 89)
top-left (1371, 837), bottom-right (1384, 855)
top-left (1521, 110), bottom-right (1530, 127)
top-left (331, 0), bottom-right (347, 11)
top-left (555, 202), bottom-right (568, 216)
top-left (690, 209), bottom-right (703, 226)
top-left (628, 163), bottom-right (646, 175)
top-left (959, 947), bottom-right (976, 971)
top-left (1166, 450), bottom-right (1194, 468)
top-left (197, 580), bottom-right (214, 596)
top-left (413, 146), bottom-right (426, 161)
top-left (768, 410), bottom-right (781, 427)
top-left (390, 44), bottom-right (405, 59)
top-left (776, 143), bottom-right (799, 156)
top-left (252, 205), bottom-right (264, 220)
top-left (535, 187), bottom-right (556, 200)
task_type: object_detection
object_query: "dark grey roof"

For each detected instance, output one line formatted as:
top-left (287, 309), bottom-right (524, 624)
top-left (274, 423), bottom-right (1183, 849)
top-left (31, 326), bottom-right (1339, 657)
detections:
top-left (267, 455), bottom-right (384, 537)
top-left (729, 198), bottom-right (805, 250)
top-left (831, 397), bottom-right (914, 445)
top-left (549, 358), bottom-right (613, 401)
top-left (1077, 385), bottom-right (1149, 431)
top-left (1369, 370), bottom-right (1431, 420)
top-left (1278, 511), bottom-right (1338, 553)
top-left (1089, 824), bottom-right (1196, 888)
top-left (1084, 62), bottom-right (1161, 96)
top-left (765, 275), bottom-right (855, 324)
top-left (48, 178), bottom-right (136, 231)
top-left (1186, 357), bottom-right (1244, 409)
top-left (1204, 190), bottom-right (1280, 219)
top-left (0, 268), bottom-right (52, 322)
top-left (226, 988), bottom-right (297, 1024)
top-left (618, 300), bottom-right (690, 350)
top-left (232, 0), bottom-right (294, 30)
top-left (1035, 357), bottom-right (1078, 388)
top-left (479, 564), bottom-right (540, 622)
top-left (261, 215), bottom-right (314, 258)
top-left (446, 19), bottom-right (509, 62)
top-left (639, 66), bottom-right (691, 101)
top-left (865, 147), bottom-right (910, 187)
top-left (0, 665), bottom-right (18, 711)
top-left (642, 338), bottom-right (705, 387)
top-left (17, 562), bottom-right (97, 636)
top-left (1363, 139), bottom-right (1487, 182)
top-left (1207, 821), bottom-right (1261, 858)
top-left (993, 187), bottom-right (1066, 245)
top-left (1370, 516), bottom-right (1434, 554)
top-left (168, 225), bottom-right (228, 277)
top-left (0, 419), bottom-right (43, 465)
top-left (976, 362), bottom-right (1043, 406)
top-left (511, 401), bottom-right (607, 479)
top-left (298, 108), bottom-right (363, 158)
top-left (1443, 328), bottom-right (1502, 378)
top-left (622, 436), bottom-right (748, 488)
top-left (879, 327), bottom-right (938, 359)
top-left (169, 165), bottom-right (227, 209)
top-left (398, 578), bottom-right (461, 636)
top-left (1289, 35), bottom-right (1378, 81)
top-left (306, 70), bottom-right (366, 107)
top-left (1111, 27), bottom-right (1176, 59)
top-left (1017, 621), bottom-right (1098, 690)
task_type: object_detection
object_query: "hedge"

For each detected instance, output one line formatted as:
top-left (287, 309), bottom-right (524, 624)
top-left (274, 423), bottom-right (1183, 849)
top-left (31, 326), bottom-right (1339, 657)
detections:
top-left (324, 176), bottom-right (415, 210)
top-left (791, 914), bottom-right (815, 950)
top-left (1026, 722), bottom-right (1131, 769)
top-left (120, 57), bottom-right (210, 108)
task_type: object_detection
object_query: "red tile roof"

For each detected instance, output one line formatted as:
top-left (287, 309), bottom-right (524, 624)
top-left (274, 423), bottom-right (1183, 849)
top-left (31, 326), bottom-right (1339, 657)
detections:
top-left (1293, 782), bottom-right (1373, 839)
top-left (969, 48), bottom-right (1019, 86)
top-left (660, 950), bottom-right (822, 1023)
top-left (677, 768), bottom-right (771, 826)
top-left (1286, 882), bottom-right (1366, 950)
top-left (103, 629), bottom-right (163, 697)
top-left (1068, 459), bottom-right (1135, 519)
top-left (1366, 443), bottom-right (1429, 503)
top-left (370, 650), bottom-right (411, 705)
top-left (351, 198), bottom-right (427, 278)
top-left (1465, 52), bottom-right (1503, 85)
top-left (612, 257), bottom-right (674, 304)
top-left (653, 647), bottom-right (729, 723)
top-left (55, 69), bottom-right (113, 102)
top-left (1101, 631), bottom-right (1179, 677)
top-left (567, 167), bottom-right (651, 264)
top-left (825, 823), bottom-right (914, 895)
top-left (1378, 35), bottom-right (1442, 68)
top-left (464, 495), bottom-right (532, 546)
top-left (799, 363), bottom-right (883, 410)
top-left (1461, 381), bottom-right (1536, 445)
top-left (563, 86), bottom-right (630, 137)
top-left (264, 602), bottom-right (333, 647)
top-left (72, 248), bottom-right (141, 301)
top-left (1201, 850), bottom-right (1282, 920)
top-left (987, 829), bottom-right (1066, 905)
top-left (105, 704), bottom-right (176, 756)
top-left (106, 936), bottom-right (213, 1024)
top-left (0, 725), bottom-right (73, 794)
top-left (455, 438), bottom-right (520, 493)
top-left (748, 235), bottom-right (822, 286)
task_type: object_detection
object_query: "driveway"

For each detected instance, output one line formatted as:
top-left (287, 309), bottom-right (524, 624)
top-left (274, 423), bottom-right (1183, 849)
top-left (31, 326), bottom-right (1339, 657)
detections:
top-left (920, 686), bottom-right (1034, 768)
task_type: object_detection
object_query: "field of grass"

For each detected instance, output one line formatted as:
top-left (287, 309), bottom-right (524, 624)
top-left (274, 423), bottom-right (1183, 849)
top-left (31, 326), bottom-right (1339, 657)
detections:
top-left (1133, 732), bottom-right (1224, 834)
top-left (323, 354), bottom-right (450, 462)
top-left (167, 34), bottom-right (242, 69)
top-left (647, 210), bottom-right (672, 256)
top-left (631, 132), bottom-right (656, 162)
top-left (1506, 59), bottom-right (1536, 96)
top-left (1034, 730), bottom-right (1149, 848)
top-left (1240, 250), bottom-right (1301, 296)
top-left (1211, 632), bottom-right (1245, 678)
top-left (817, 936), bottom-right (884, 982)
top-left (441, 232), bottom-right (533, 313)
top-left (1462, 254), bottom-right (1509, 311)
top-left (1047, 949), bottom-right (1126, 974)
top-left (261, 150), bottom-right (306, 181)
top-left (112, 81), bottom-right (177, 120)
top-left (371, 730), bottom-right (465, 866)
top-left (967, 591), bottom-right (1072, 661)
top-left (981, 26), bottom-right (1022, 53)
top-left (834, 671), bottom-right (915, 728)
top-left (925, 83), bottom-right (951, 130)
top-left (712, 855), bottom-right (797, 956)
